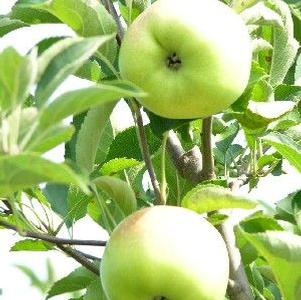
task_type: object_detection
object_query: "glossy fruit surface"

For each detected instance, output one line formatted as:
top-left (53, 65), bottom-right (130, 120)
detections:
top-left (101, 205), bottom-right (229, 300)
top-left (119, 0), bottom-right (252, 119)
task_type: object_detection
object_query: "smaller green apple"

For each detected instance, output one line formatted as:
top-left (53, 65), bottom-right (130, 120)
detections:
top-left (101, 205), bottom-right (229, 300)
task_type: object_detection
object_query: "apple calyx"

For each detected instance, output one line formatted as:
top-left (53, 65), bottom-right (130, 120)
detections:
top-left (166, 52), bottom-right (181, 70)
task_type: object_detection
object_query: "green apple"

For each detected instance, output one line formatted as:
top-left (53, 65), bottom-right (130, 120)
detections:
top-left (119, 0), bottom-right (252, 119)
top-left (100, 205), bottom-right (229, 300)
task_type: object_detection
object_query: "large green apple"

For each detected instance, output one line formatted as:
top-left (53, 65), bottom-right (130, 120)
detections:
top-left (100, 206), bottom-right (229, 300)
top-left (119, 0), bottom-right (252, 119)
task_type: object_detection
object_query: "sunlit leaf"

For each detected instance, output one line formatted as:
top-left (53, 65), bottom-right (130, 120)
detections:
top-left (0, 154), bottom-right (88, 196)
top-left (262, 132), bottom-right (301, 172)
top-left (182, 184), bottom-right (257, 214)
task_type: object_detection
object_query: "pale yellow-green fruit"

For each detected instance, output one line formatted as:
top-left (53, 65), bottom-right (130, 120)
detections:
top-left (119, 0), bottom-right (252, 119)
top-left (100, 206), bottom-right (229, 300)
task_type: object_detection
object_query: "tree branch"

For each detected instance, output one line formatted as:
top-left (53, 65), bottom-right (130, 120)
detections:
top-left (221, 223), bottom-right (253, 300)
top-left (198, 118), bottom-right (252, 300)
top-left (199, 117), bottom-right (215, 181)
top-left (0, 219), bottom-right (101, 275)
top-left (102, 0), bottom-right (124, 44)
top-left (75, 249), bottom-right (101, 261)
top-left (222, 175), bottom-right (253, 300)
top-left (0, 220), bottom-right (106, 246)
top-left (166, 130), bottom-right (202, 183)
top-left (57, 245), bottom-right (100, 275)
top-left (168, 117), bottom-right (252, 300)
top-left (131, 101), bottom-right (164, 205)
top-left (102, 1), bottom-right (163, 205)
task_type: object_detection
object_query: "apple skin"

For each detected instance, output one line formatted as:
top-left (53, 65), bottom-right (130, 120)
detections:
top-left (100, 205), bottom-right (229, 300)
top-left (119, 0), bottom-right (252, 119)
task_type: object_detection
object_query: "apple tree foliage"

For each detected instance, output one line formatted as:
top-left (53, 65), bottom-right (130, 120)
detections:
top-left (0, 0), bottom-right (301, 299)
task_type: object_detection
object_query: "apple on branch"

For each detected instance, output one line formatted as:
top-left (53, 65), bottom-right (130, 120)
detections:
top-left (119, 0), bottom-right (252, 119)
top-left (100, 206), bottom-right (229, 300)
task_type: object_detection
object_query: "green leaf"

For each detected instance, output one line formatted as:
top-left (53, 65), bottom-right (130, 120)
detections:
top-left (76, 104), bottom-right (116, 175)
top-left (239, 215), bottom-right (284, 232)
top-left (146, 109), bottom-right (192, 137)
top-left (152, 149), bottom-right (194, 206)
top-left (233, 100), bottom-right (297, 132)
top-left (181, 184), bottom-right (257, 214)
top-left (38, 81), bottom-right (146, 131)
top-left (231, 61), bottom-right (269, 112)
top-left (235, 228), bottom-right (259, 265)
top-left (119, 0), bottom-right (151, 23)
top-left (65, 112), bottom-right (87, 163)
top-left (242, 1), bottom-right (299, 86)
top-left (214, 122), bottom-right (240, 164)
top-left (287, 0), bottom-right (301, 43)
top-left (274, 84), bottom-right (301, 101)
top-left (257, 154), bottom-right (280, 170)
top-left (36, 0), bottom-right (117, 62)
top-left (267, 0), bottom-right (299, 86)
top-left (214, 143), bottom-right (243, 167)
top-left (87, 199), bottom-right (102, 225)
top-left (0, 47), bottom-right (36, 112)
top-left (43, 183), bottom-right (68, 218)
top-left (47, 267), bottom-right (97, 299)
top-left (95, 121), bottom-right (114, 166)
top-left (93, 176), bottom-right (137, 216)
top-left (11, 239), bottom-right (53, 251)
top-left (292, 190), bottom-right (301, 231)
top-left (15, 264), bottom-right (50, 293)
top-left (250, 263), bottom-right (265, 293)
top-left (252, 79), bottom-right (274, 102)
top-left (276, 191), bottom-right (296, 223)
top-left (206, 213), bottom-right (229, 226)
top-left (106, 125), bottom-right (161, 161)
top-left (295, 53), bottom-right (301, 84)
top-left (247, 100), bottom-right (295, 121)
top-left (10, 2), bottom-right (60, 24)
top-left (26, 123), bottom-right (75, 153)
top-left (99, 158), bottom-right (141, 175)
top-left (238, 226), bottom-right (301, 300)
top-left (241, 2), bottom-right (283, 27)
top-left (83, 280), bottom-right (106, 300)
top-left (43, 183), bottom-right (91, 227)
top-left (232, 0), bottom-right (261, 12)
top-left (36, 36), bottom-right (114, 106)
top-left (66, 185), bottom-right (91, 226)
top-left (252, 38), bottom-right (273, 53)
top-left (16, 107), bottom-right (38, 140)
top-left (76, 59), bottom-right (104, 82)
top-left (0, 17), bottom-right (27, 37)
top-left (0, 154), bottom-right (88, 196)
top-left (262, 132), bottom-right (301, 172)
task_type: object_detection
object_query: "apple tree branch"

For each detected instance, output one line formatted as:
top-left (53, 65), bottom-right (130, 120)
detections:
top-left (0, 219), bottom-right (103, 275)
